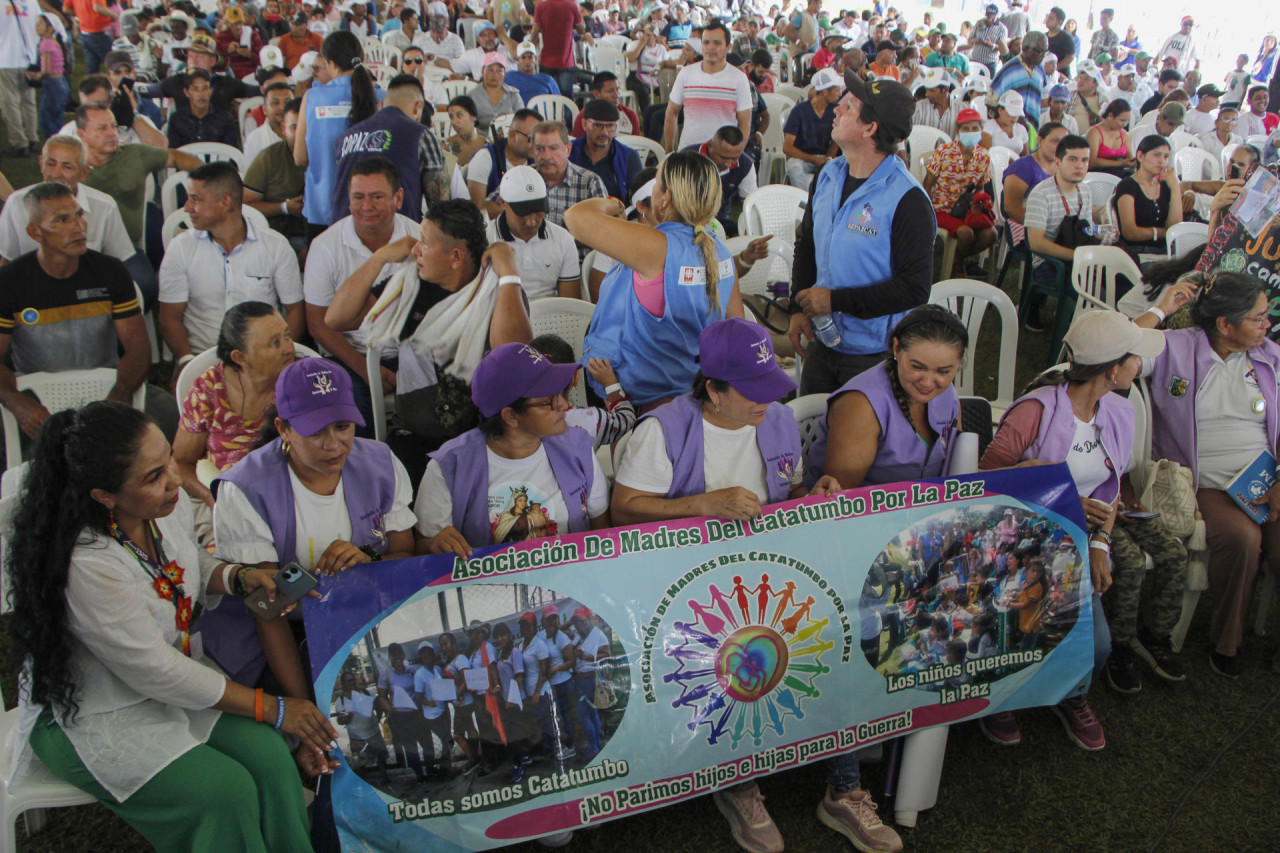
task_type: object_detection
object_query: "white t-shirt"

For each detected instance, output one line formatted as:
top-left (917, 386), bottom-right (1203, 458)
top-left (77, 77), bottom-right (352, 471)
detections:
top-left (1192, 350), bottom-right (1272, 489)
top-left (302, 213), bottom-right (420, 355)
top-left (670, 63), bottom-right (754, 149)
top-left (242, 123), bottom-right (283, 167)
top-left (542, 628), bottom-right (572, 685)
top-left (573, 625), bottom-right (608, 673)
top-left (0, 183), bottom-right (134, 263)
top-left (520, 634), bottom-right (551, 697)
top-left (333, 688), bottom-right (382, 738)
top-left (485, 214), bottom-right (580, 300)
top-left (213, 454), bottom-right (418, 572)
top-left (452, 44), bottom-right (513, 79)
top-left (414, 30), bottom-right (465, 60)
top-left (414, 443), bottom-right (609, 543)
top-left (1065, 416), bottom-right (1111, 499)
top-left (616, 417), bottom-right (801, 502)
top-left (412, 665), bottom-right (448, 718)
top-left (1181, 107), bottom-right (1216, 137)
top-left (982, 119), bottom-right (1028, 155)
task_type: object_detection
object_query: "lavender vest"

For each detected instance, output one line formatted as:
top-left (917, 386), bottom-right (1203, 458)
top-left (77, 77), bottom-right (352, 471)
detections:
top-left (805, 364), bottom-right (959, 487)
top-left (645, 393), bottom-right (801, 504)
top-left (1000, 383), bottom-right (1134, 503)
top-left (1147, 327), bottom-right (1280, 489)
top-left (199, 437), bottom-right (398, 686)
top-left (429, 427), bottom-right (596, 546)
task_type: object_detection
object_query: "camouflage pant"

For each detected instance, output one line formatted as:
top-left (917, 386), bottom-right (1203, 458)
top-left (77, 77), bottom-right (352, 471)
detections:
top-left (1104, 518), bottom-right (1189, 644)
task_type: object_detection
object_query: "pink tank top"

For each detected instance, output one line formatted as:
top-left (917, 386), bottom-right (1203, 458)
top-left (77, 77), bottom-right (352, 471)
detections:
top-left (1096, 128), bottom-right (1128, 160)
top-left (633, 268), bottom-right (665, 318)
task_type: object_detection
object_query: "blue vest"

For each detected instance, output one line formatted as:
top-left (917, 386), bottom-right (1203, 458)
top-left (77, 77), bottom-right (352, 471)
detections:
top-left (811, 153), bottom-right (922, 355)
top-left (569, 136), bottom-right (637, 202)
top-left (481, 138), bottom-right (532, 196)
top-left (303, 76), bottom-right (354, 225)
top-left (583, 221), bottom-right (735, 406)
top-left (200, 437), bottom-right (398, 686)
top-left (646, 393), bottom-right (801, 505)
top-left (331, 106), bottom-right (428, 222)
top-left (686, 142), bottom-right (754, 227)
top-left (429, 427), bottom-right (596, 546)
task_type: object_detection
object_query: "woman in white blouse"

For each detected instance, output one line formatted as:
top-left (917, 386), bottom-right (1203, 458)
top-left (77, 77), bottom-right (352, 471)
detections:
top-left (9, 402), bottom-right (337, 852)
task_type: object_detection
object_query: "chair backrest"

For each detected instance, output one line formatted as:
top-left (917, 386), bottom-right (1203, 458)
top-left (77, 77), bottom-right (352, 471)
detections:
top-left (906, 125), bottom-right (951, 165)
top-left (1, 369), bottom-right (147, 472)
top-left (1167, 221), bottom-right (1209, 257)
top-left (1174, 145), bottom-right (1220, 182)
top-left (161, 170), bottom-right (189, 220)
top-left (1170, 130), bottom-right (1200, 153)
top-left (162, 206), bottom-right (270, 250)
top-left (786, 393), bottom-right (827, 457)
top-left (758, 100), bottom-right (790, 183)
top-left (1245, 134), bottom-right (1270, 151)
top-left (431, 110), bottom-right (453, 140)
top-left (580, 249), bottom-right (597, 302)
top-left (1220, 142), bottom-right (1239, 177)
top-left (986, 146), bottom-right (1015, 223)
top-left (174, 343), bottom-right (320, 415)
top-left (1070, 245), bottom-right (1142, 313)
top-left (491, 112), bottom-right (515, 138)
top-left (970, 63), bottom-right (991, 80)
top-left (928, 278), bottom-right (1019, 412)
top-left (1127, 377), bottom-right (1152, 475)
top-left (909, 149), bottom-right (932, 184)
top-left (1134, 110), bottom-right (1158, 130)
top-left (237, 96), bottom-right (263, 139)
top-left (423, 64), bottom-right (452, 83)
top-left (618, 133), bottom-right (666, 168)
top-left (369, 63), bottom-right (396, 87)
top-left (1080, 172), bottom-right (1120, 210)
top-left (458, 16), bottom-right (485, 48)
top-left (362, 40), bottom-right (399, 68)
top-left (528, 94), bottom-right (580, 126)
top-left (530, 298), bottom-right (595, 407)
top-left (774, 84), bottom-right (806, 103)
top-left (442, 78), bottom-right (474, 102)
top-left (590, 45), bottom-right (628, 79)
top-left (742, 184), bottom-right (808, 248)
top-left (725, 236), bottom-right (793, 298)
top-left (178, 142), bottom-right (248, 173)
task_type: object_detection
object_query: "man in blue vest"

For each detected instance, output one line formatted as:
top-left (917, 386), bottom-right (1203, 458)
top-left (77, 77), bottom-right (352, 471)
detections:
top-left (568, 99), bottom-right (643, 202)
top-left (467, 107), bottom-right (539, 218)
top-left (789, 71), bottom-right (936, 395)
top-left (331, 73), bottom-right (445, 222)
top-left (684, 125), bottom-right (757, 236)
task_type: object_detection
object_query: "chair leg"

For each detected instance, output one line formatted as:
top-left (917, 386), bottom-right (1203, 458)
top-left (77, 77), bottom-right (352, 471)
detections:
top-left (24, 809), bottom-right (47, 836)
top-left (1048, 288), bottom-right (1077, 366)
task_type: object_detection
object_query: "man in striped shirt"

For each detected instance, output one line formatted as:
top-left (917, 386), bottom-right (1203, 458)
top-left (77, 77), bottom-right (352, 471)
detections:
top-left (965, 5), bottom-right (1008, 76)
top-left (911, 67), bottom-right (958, 137)
top-left (663, 21), bottom-right (753, 151)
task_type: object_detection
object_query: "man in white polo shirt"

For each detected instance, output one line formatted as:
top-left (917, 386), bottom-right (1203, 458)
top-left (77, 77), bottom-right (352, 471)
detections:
top-left (487, 166), bottom-right (580, 300)
top-left (303, 156), bottom-right (419, 434)
top-left (663, 20), bottom-right (753, 151)
top-left (158, 160), bottom-right (304, 367)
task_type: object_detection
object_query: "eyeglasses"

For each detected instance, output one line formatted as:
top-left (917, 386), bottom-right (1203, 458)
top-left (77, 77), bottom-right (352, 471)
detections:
top-left (584, 120), bottom-right (617, 131)
top-left (525, 390), bottom-right (570, 409)
top-left (507, 128), bottom-right (531, 142)
top-left (1242, 311), bottom-right (1271, 327)
top-left (403, 56), bottom-right (424, 64)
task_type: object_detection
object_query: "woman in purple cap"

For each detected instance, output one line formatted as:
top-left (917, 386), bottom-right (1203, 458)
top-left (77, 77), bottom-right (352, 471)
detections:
top-left (414, 342), bottom-right (612, 558)
top-left (611, 317), bottom-right (841, 853)
top-left (204, 357), bottom-right (418, 701)
top-left (979, 310), bottom-right (1173, 750)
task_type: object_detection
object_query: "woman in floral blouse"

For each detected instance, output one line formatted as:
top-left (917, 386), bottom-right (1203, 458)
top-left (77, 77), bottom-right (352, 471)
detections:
top-left (923, 107), bottom-right (996, 277)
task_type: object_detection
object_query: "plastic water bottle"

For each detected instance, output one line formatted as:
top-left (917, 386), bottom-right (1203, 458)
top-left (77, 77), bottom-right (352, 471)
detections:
top-left (811, 313), bottom-right (842, 348)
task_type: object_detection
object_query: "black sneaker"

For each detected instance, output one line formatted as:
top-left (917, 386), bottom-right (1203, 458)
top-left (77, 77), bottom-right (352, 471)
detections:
top-left (1023, 314), bottom-right (1046, 333)
top-left (1209, 649), bottom-right (1241, 678)
top-left (1134, 633), bottom-right (1187, 682)
top-left (1105, 644), bottom-right (1142, 694)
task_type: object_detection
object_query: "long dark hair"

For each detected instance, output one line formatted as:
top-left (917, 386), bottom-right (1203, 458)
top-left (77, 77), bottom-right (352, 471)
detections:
top-left (883, 305), bottom-right (969, 426)
top-left (216, 301), bottom-right (278, 369)
top-left (1140, 245), bottom-right (1206, 300)
top-left (322, 30), bottom-right (377, 127)
top-left (8, 403), bottom-right (154, 723)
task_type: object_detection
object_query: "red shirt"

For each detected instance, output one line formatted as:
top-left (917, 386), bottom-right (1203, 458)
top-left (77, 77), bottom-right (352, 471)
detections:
top-left (69, 0), bottom-right (114, 33)
top-left (534, 0), bottom-right (581, 70)
top-left (1266, 112), bottom-right (1280, 134)
top-left (215, 28), bottom-right (263, 80)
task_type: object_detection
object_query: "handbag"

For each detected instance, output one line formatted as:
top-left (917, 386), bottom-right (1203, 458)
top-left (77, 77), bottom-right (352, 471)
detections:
top-left (592, 673), bottom-right (616, 709)
top-left (1135, 458), bottom-right (1198, 539)
top-left (949, 184), bottom-right (977, 218)
top-left (1054, 185), bottom-right (1100, 250)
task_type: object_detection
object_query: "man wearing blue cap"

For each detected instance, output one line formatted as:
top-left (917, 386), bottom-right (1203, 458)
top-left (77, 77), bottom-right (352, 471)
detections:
top-left (964, 4), bottom-right (1007, 77)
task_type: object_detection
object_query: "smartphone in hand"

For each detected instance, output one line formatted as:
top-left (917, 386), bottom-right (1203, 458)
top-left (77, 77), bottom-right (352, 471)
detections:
top-left (245, 562), bottom-right (318, 620)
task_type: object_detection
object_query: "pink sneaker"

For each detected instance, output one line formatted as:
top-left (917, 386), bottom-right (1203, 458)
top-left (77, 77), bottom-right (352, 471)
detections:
top-left (978, 711), bottom-right (1022, 746)
top-left (1052, 696), bottom-right (1106, 751)
top-left (713, 782), bottom-right (784, 853)
top-left (817, 788), bottom-right (903, 853)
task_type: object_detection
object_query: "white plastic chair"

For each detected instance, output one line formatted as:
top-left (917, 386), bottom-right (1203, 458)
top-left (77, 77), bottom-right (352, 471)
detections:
top-left (528, 94), bottom-right (580, 126)
top-left (906, 125), bottom-right (951, 165)
top-left (1173, 146), bottom-right (1220, 182)
top-left (162, 206), bottom-right (270, 250)
top-left (491, 112), bottom-right (515, 138)
top-left (457, 16), bottom-right (486, 49)
top-left (618, 134), bottom-right (665, 169)
top-left (742, 185), bottom-right (807, 249)
top-left (929, 279), bottom-right (1019, 417)
top-left (442, 79), bottom-right (474, 102)
top-left (1167, 221), bottom-right (1209, 256)
top-left (589, 45), bottom-right (628, 79)
top-left (970, 63), bottom-right (991, 80)
top-left (1127, 376), bottom-right (1151, 476)
top-left (237, 96), bottom-right (263, 139)
top-left (774, 84), bottom-right (806, 103)
top-left (1134, 110), bottom-right (1158, 130)
top-left (1070, 246), bottom-right (1142, 315)
top-left (580, 250), bottom-right (597, 303)
top-left (530, 298), bottom-right (595, 408)
top-left (786, 393), bottom-right (827, 457)
top-left (361, 41), bottom-right (400, 69)
top-left (161, 170), bottom-right (189, 220)
top-left (173, 343), bottom-right (321, 417)
top-left (758, 100), bottom-right (791, 184)
top-left (369, 63), bottom-right (396, 87)
top-left (725, 237), bottom-right (793, 300)
top-left (431, 110), bottom-right (452, 140)
top-left (1081, 172), bottom-right (1121, 212)
top-left (1, 370), bottom-right (147, 472)
top-left (1220, 142), bottom-right (1239, 177)
top-left (178, 142), bottom-right (248, 173)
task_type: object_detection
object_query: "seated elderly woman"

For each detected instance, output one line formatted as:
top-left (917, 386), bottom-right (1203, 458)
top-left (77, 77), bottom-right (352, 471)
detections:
top-left (467, 53), bottom-right (524, 137)
top-left (175, 302), bottom-right (296, 510)
top-left (9, 402), bottom-right (337, 852)
top-left (924, 107), bottom-right (997, 278)
top-left (611, 318), bottom-right (858, 853)
top-left (1134, 272), bottom-right (1280, 677)
top-left (205, 357), bottom-right (417, 699)
top-left (413, 342), bottom-right (611, 558)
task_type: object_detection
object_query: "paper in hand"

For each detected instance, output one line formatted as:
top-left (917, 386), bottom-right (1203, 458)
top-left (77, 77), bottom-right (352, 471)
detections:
top-left (429, 678), bottom-right (457, 702)
top-left (464, 667), bottom-right (491, 692)
top-left (1230, 166), bottom-right (1280, 237)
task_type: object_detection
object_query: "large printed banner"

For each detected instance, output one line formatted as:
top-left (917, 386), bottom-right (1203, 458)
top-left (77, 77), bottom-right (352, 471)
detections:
top-left (305, 465), bottom-right (1095, 851)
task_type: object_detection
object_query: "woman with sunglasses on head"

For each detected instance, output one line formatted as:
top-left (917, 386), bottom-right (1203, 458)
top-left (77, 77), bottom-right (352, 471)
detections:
top-left (1134, 273), bottom-right (1280, 677)
top-left (414, 342), bottom-right (611, 558)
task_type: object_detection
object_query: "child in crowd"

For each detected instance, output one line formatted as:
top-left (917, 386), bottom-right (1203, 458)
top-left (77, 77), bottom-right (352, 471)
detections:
top-left (1009, 558), bottom-right (1049, 649)
top-left (531, 334), bottom-right (637, 450)
top-left (30, 15), bottom-right (69, 141)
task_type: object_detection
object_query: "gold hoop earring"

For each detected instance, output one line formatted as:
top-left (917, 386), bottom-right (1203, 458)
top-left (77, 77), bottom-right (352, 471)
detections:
top-left (281, 439), bottom-right (291, 456)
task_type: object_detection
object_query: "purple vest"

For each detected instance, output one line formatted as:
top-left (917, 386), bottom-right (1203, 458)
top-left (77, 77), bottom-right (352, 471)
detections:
top-left (199, 437), bottom-right (398, 686)
top-left (429, 426), bottom-right (596, 546)
top-left (805, 364), bottom-right (959, 487)
top-left (1000, 383), bottom-right (1134, 503)
top-left (645, 393), bottom-right (801, 504)
top-left (1147, 327), bottom-right (1280, 489)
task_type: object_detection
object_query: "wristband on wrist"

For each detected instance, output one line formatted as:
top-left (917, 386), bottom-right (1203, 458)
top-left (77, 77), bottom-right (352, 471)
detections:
top-left (1146, 306), bottom-right (1166, 322)
top-left (176, 353), bottom-right (195, 368)
top-left (498, 275), bottom-right (521, 287)
top-left (273, 695), bottom-right (287, 730)
top-left (280, 201), bottom-right (289, 217)
top-left (604, 383), bottom-right (623, 396)
top-left (254, 688), bottom-right (264, 723)
top-left (1088, 540), bottom-right (1110, 553)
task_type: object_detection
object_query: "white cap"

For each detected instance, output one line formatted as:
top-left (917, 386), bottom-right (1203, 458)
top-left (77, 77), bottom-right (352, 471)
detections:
top-left (1043, 52), bottom-right (1058, 64)
top-left (292, 51), bottom-right (319, 82)
top-left (685, 37), bottom-right (702, 54)
top-left (1076, 59), bottom-right (1105, 87)
top-left (1063, 310), bottom-right (1166, 366)
top-left (517, 41), bottom-right (537, 56)
top-left (166, 10), bottom-right (195, 27)
top-left (915, 66), bottom-right (954, 92)
top-left (811, 67), bottom-right (842, 91)
top-left (499, 165), bottom-right (549, 215)
top-left (260, 44), bottom-right (285, 69)
top-left (998, 89), bottom-right (1025, 117)
top-left (1116, 65), bottom-right (1136, 77)
top-left (427, 1), bottom-right (449, 16)
top-left (626, 177), bottom-right (656, 216)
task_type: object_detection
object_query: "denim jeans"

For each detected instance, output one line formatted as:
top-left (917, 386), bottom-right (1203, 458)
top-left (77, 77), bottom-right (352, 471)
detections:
top-left (39, 75), bottom-right (70, 140)
top-left (826, 750), bottom-right (862, 793)
top-left (550, 678), bottom-right (576, 746)
top-left (574, 675), bottom-right (603, 754)
top-left (798, 342), bottom-right (887, 397)
top-left (80, 30), bottom-right (115, 74)
top-left (786, 158), bottom-right (819, 190)
top-left (541, 64), bottom-right (576, 98)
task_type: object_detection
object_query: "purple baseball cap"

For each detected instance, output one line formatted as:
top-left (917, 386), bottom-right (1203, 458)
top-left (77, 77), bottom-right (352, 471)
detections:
top-left (698, 318), bottom-right (796, 404)
top-left (471, 343), bottom-right (580, 418)
top-left (274, 357), bottom-right (366, 436)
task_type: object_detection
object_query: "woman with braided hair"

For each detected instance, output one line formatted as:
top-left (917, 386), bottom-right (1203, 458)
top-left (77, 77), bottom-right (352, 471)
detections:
top-left (567, 149), bottom-right (745, 412)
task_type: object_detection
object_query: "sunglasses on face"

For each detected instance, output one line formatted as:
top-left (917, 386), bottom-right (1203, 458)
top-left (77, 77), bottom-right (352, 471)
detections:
top-left (404, 56), bottom-right (424, 64)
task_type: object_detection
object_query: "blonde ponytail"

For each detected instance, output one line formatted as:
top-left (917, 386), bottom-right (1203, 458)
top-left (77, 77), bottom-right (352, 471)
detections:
top-left (660, 151), bottom-right (725, 315)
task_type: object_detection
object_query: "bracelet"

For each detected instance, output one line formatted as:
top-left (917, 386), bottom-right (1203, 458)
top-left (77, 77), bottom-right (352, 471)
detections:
top-left (219, 563), bottom-right (237, 594)
top-left (235, 565), bottom-right (251, 597)
top-left (737, 253), bottom-right (755, 269)
top-left (280, 201), bottom-right (289, 217)
top-left (176, 353), bottom-right (195, 368)
top-left (498, 275), bottom-right (521, 287)
top-left (1088, 541), bottom-right (1110, 554)
top-left (1152, 227), bottom-right (1157, 242)
top-left (273, 695), bottom-right (286, 730)
top-left (1091, 529), bottom-right (1112, 545)
top-left (604, 383), bottom-right (623, 396)
top-left (1146, 306), bottom-right (1166, 322)
top-left (359, 544), bottom-right (383, 562)
top-left (254, 688), bottom-right (264, 723)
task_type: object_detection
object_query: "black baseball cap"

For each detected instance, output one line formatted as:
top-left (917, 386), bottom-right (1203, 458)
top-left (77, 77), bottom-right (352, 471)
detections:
top-left (842, 71), bottom-right (914, 143)
top-left (1197, 84), bottom-right (1225, 98)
